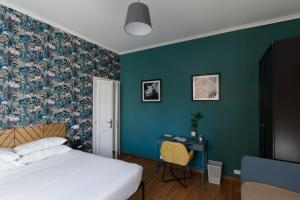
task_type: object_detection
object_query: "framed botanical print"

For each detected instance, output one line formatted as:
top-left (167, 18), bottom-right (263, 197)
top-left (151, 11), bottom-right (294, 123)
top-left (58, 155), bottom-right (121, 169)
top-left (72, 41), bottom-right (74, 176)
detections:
top-left (192, 73), bottom-right (220, 101)
top-left (141, 79), bottom-right (161, 102)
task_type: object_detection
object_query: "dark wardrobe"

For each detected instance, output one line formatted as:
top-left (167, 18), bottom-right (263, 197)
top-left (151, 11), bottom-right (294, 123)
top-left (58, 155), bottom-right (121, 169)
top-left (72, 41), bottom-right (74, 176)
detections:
top-left (260, 37), bottom-right (300, 163)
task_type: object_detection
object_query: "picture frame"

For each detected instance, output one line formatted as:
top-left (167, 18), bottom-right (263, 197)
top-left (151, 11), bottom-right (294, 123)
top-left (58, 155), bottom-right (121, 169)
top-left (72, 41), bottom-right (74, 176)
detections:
top-left (192, 73), bottom-right (220, 101)
top-left (141, 79), bottom-right (162, 103)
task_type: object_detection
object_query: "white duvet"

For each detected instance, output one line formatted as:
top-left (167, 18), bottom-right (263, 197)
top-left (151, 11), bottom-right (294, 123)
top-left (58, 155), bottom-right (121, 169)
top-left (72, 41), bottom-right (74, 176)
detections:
top-left (0, 150), bottom-right (142, 200)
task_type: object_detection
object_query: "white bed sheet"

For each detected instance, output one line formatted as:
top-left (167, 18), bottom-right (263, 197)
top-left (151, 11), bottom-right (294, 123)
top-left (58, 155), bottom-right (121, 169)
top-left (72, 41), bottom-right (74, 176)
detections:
top-left (0, 150), bottom-right (142, 200)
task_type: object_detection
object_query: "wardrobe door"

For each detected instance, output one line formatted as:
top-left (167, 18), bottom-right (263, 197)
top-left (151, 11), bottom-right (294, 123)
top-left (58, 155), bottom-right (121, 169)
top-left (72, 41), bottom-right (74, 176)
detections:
top-left (273, 38), bottom-right (300, 163)
top-left (259, 47), bottom-right (274, 159)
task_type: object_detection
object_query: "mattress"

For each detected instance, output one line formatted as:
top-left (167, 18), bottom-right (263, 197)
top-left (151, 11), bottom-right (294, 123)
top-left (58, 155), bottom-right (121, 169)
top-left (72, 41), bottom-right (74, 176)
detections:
top-left (242, 181), bottom-right (300, 200)
top-left (0, 150), bottom-right (142, 200)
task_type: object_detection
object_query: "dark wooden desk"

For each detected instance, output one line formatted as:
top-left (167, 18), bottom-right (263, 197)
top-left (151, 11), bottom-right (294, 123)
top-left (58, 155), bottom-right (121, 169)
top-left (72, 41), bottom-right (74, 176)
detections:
top-left (156, 135), bottom-right (208, 184)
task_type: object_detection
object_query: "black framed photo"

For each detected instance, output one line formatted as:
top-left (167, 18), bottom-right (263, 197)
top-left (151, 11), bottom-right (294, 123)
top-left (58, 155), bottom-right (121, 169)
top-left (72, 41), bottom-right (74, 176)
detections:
top-left (141, 79), bottom-right (161, 102)
top-left (192, 73), bottom-right (220, 101)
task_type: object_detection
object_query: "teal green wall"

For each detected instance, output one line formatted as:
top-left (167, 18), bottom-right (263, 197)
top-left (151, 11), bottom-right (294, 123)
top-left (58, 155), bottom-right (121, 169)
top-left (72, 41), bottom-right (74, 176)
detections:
top-left (120, 19), bottom-right (300, 176)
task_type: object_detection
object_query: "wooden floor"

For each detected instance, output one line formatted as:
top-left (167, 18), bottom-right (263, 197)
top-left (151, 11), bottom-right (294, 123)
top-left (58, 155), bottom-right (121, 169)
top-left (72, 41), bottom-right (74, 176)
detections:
top-left (119, 154), bottom-right (241, 200)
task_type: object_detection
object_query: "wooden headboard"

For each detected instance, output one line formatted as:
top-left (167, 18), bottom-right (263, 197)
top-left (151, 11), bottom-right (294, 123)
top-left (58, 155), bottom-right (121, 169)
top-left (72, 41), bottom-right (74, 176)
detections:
top-left (0, 123), bottom-right (66, 148)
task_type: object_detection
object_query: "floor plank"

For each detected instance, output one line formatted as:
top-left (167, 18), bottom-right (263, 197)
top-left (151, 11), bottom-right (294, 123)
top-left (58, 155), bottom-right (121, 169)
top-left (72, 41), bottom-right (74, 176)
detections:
top-left (119, 154), bottom-right (241, 200)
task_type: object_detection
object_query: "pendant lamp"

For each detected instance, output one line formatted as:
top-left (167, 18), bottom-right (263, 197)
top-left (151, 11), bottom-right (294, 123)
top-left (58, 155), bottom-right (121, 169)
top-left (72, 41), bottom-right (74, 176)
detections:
top-left (124, 1), bottom-right (152, 36)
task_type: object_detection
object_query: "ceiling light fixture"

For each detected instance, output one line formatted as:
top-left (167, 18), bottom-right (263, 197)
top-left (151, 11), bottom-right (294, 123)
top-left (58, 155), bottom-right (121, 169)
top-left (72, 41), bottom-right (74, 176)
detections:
top-left (124, 0), bottom-right (152, 36)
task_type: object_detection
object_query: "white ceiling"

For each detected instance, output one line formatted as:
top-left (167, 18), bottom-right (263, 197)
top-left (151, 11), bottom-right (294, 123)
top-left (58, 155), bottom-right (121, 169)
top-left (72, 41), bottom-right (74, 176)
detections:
top-left (1, 0), bottom-right (300, 54)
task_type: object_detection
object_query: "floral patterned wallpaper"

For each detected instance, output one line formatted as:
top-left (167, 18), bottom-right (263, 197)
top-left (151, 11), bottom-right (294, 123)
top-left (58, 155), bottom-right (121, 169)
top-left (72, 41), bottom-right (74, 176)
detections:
top-left (0, 5), bottom-right (120, 152)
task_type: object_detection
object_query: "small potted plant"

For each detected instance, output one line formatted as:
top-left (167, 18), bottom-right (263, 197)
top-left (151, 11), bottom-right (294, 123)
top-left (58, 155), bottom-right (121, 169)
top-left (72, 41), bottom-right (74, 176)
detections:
top-left (191, 112), bottom-right (203, 139)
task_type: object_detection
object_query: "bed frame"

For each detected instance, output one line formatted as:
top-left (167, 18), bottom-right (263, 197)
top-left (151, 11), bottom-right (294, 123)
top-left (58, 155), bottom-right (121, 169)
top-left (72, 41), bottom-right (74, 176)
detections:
top-left (0, 123), bottom-right (66, 148)
top-left (139, 181), bottom-right (145, 200)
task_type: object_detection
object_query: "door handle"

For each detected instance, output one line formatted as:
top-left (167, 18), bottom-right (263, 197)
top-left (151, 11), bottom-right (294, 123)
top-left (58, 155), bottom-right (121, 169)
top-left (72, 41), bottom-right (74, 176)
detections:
top-left (107, 119), bottom-right (113, 128)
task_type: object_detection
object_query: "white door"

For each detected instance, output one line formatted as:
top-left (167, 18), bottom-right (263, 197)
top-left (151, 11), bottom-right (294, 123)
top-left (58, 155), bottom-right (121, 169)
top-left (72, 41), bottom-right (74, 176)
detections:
top-left (93, 79), bottom-right (114, 158)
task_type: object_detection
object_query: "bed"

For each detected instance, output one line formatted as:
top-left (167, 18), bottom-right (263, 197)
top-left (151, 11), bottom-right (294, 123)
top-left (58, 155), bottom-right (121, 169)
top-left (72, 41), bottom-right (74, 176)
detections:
top-left (0, 123), bottom-right (143, 200)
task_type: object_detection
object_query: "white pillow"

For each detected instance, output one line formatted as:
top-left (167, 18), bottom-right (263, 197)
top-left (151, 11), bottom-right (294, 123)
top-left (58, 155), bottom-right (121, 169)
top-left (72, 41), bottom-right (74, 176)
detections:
top-left (0, 148), bottom-right (20, 162)
top-left (0, 159), bottom-right (24, 171)
top-left (14, 137), bottom-right (67, 156)
top-left (18, 145), bottom-right (72, 164)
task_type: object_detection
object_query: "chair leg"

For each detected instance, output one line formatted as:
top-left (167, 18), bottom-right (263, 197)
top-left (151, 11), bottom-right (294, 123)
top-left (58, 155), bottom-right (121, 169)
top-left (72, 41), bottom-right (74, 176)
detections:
top-left (162, 163), bottom-right (192, 188)
top-left (162, 163), bottom-right (167, 182)
top-left (189, 165), bottom-right (193, 176)
top-left (183, 166), bottom-right (187, 188)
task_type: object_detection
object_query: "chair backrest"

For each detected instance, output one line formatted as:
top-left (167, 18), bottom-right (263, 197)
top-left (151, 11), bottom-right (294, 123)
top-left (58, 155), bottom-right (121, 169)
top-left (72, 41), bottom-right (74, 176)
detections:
top-left (160, 141), bottom-right (190, 166)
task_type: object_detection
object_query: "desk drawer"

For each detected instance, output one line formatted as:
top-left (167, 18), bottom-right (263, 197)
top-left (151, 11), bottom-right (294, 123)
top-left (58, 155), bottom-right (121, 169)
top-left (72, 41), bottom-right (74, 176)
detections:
top-left (187, 144), bottom-right (204, 151)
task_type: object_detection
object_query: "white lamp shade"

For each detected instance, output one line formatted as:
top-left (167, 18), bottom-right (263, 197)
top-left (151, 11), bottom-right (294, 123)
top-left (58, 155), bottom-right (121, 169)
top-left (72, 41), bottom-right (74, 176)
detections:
top-left (125, 2), bottom-right (152, 36)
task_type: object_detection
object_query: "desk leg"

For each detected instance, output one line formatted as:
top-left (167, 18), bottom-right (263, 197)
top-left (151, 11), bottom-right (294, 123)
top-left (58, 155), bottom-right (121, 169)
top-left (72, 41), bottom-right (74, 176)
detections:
top-left (201, 146), bottom-right (208, 185)
top-left (202, 151), bottom-right (205, 185)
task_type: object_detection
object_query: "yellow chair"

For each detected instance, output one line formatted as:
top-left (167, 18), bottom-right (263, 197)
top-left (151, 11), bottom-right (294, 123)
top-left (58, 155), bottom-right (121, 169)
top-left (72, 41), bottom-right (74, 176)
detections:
top-left (160, 141), bottom-right (194, 188)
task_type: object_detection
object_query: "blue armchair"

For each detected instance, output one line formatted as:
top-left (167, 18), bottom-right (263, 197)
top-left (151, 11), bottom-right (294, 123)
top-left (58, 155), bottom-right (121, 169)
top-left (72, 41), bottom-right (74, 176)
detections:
top-left (241, 156), bottom-right (300, 200)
